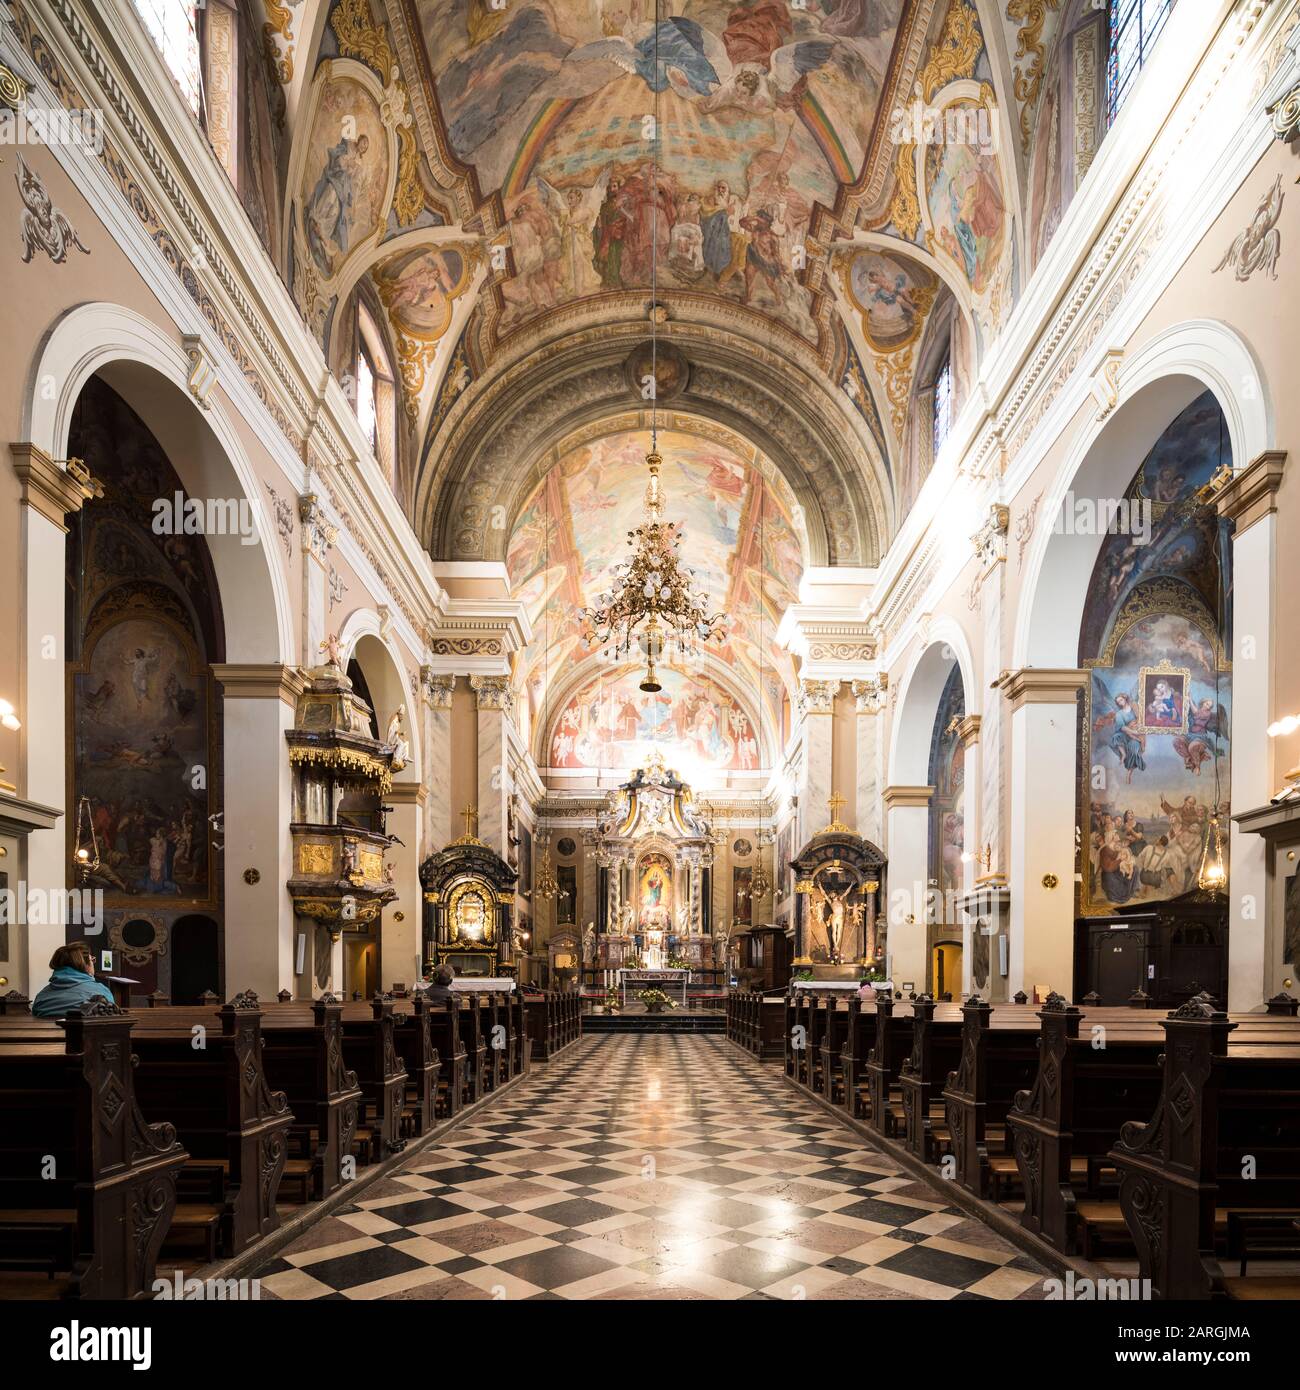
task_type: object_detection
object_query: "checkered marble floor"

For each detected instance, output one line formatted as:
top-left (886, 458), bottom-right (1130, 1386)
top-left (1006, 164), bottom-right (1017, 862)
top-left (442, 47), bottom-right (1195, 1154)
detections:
top-left (252, 1035), bottom-right (1050, 1301)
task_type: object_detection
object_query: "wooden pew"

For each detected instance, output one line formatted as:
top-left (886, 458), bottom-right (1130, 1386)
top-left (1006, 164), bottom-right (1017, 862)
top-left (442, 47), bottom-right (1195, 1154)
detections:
top-left (456, 993), bottom-right (487, 1105)
top-left (1008, 998), bottom-right (1300, 1257)
top-left (124, 992), bottom-right (294, 1256)
top-left (820, 996), bottom-right (851, 1106)
top-left (390, 996), bottom-right (442, 1140)
top-left (259, 996), bottom-right (362, 1200)
top-left (1110, 998), bottom-right (1300, 1299)
top-left (840, 996), bottom-right (874, 1119)
top-left (424, 998), bottom-right (466, 1118)
top-left (329, 997), bottom-right (408, 1161)
top-left (942, 996), bottom-right (1042, 1197)
top-left (0, 1000), bottom-right (186, 1299)
top-left (898, 996), bottom-right (963, 1161)
top-left (866, 995), bottom-right (915, 1137)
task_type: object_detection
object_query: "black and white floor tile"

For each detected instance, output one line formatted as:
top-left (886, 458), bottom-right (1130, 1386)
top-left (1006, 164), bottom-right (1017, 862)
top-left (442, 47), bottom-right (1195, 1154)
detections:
top-left (253, 1035), bottom-right (1049, 1301)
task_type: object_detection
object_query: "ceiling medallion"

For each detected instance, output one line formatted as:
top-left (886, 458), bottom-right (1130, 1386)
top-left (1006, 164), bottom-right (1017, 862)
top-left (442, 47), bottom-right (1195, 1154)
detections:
top-left (578, 449), bottom-right (726, 692)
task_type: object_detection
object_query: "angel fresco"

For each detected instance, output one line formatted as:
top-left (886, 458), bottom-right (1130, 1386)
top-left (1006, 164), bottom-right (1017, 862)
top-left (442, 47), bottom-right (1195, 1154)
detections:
top-left (306, 131), bottom-right (372, 278)
top-left (1172, 698), bottom-right (1229, 775)
top-left (537, 172), bottom-right (610, 297)
top-left (1093, 680), bottom-right (1146, 783)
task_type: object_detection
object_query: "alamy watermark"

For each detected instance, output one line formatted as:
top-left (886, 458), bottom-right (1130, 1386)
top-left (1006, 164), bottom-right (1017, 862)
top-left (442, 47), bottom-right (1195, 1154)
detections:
top-left (1053, 490), bottom-right (1152, 545)
top-left (0, 882), bottom-right (103, 932)
top-left (151, 492), bottom-right (260, 546)
top-left (0, 105), bottom-right (105, 154)
top-left (889, 94), bottom-right (998, 157)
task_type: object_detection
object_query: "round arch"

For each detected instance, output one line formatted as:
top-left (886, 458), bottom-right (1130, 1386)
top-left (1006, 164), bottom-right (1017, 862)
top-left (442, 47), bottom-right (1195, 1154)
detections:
top-left (24, 303), bottom-right (294, 665)
top-left (1015, 320), bottom-right (1272, 669)
top-left (337, 609), bottom-right (422, 781)
top-left (888, 620), bottom-right (977, 787)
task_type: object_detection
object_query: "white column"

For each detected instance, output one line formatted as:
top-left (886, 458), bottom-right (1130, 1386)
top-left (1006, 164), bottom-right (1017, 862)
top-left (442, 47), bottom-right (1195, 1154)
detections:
top-left (852, 678), bottom-right (887, 845)
top-left (1003, 669), bottom-right (1087, 1001)
top-left (421, 672), bottom-right (455, 855)
top-left (213, 665), bottom-right (299, 998)
top-left (1218, 453), bottom-right (1287, 1009)
top-left (470, 676), bottom-right (513, 857)
top-left (382, 783), bottom-right (424, 989)
top-left (9, 447), bottom-right (95, 993)
top-left (883, 786), bottom-right (932, 993)
top-left (797, 680), bottom-right (838, 844)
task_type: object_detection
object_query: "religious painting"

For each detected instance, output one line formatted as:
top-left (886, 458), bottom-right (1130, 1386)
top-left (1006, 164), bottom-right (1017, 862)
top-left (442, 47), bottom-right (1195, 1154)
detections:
top-left (639, 854), bottom-right (673, 924)
top-left (299, 75), bottom-right (390, 281)
top-left (927, 666), bottom-right (965, 898)
top-left (1138, 665), bottom-right (1189, 734)
top-left (74, 608), bottom-right (213, 900)
top-left (924, 100), bottom-right (1007, 296)
top-left (372, 244), bottom-right (474, 344)
top-left (549, 666), bottom-right (760, 775)
top-left (508, 425), bottom-right (803, 751)
top-left (415, 0), bottom-right (909, 341)
top-left (557, 864), bottom-right (577, 924)
top-left (1079, 395), bottom-right (1233, 916)
top-left (844, 249), bottom-right (936, 351)
top-left (732, 865), bottom-right (753, 926)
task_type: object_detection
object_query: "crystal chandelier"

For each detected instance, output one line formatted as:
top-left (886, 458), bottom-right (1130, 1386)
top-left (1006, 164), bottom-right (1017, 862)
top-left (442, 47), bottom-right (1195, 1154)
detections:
top-left (534, 837), bottom-right (558, 901)
top-left (579, 451), bottom-right (726, 691)
top-left (577, 12), bottom-right (724, 693)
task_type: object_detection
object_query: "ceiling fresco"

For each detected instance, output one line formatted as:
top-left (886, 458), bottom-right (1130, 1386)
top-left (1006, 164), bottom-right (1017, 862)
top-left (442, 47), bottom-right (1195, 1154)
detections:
top-left (506, 422), bottom-right (804, 763)
top-left (417, 0), bottom-right (907, 341)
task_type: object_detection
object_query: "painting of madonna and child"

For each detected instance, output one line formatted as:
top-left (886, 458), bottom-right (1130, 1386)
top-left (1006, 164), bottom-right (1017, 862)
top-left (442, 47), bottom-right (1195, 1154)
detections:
top-left (1080, 391), bottom-right (1232, 914)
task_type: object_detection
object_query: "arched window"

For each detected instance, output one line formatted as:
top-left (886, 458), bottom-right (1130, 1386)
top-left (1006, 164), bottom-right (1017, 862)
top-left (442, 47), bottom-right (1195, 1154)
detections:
top-left (1108, 0), bottom-right (1178, 119)
top-left (931, 352), bottom-right (953, 458)
top-left (355, 304), bottom-right (397, 484)
top-left (131, 1), bottom-right (202, 116)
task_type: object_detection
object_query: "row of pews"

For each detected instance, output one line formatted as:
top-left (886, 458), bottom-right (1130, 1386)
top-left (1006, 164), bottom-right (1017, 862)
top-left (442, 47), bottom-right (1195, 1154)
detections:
top-left (724, 988), bottom-right (786, 1060)
top-left (752, 986), bottom-right (1300, 1300)
top-left (0, 985), bottom-right (578, 1300)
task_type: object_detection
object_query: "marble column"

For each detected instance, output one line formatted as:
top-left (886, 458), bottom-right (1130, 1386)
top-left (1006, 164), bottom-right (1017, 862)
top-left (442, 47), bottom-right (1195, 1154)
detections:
top-left (211, 663), bottom-right (301, 997)
top-left (1003, 668), bottom-right (1088, 1001)
top-left (298, 494), bottom-right (336, 666)
top-left (972, 505), bottom-right (1010, 880)
top-left (382, 783), bottom-right (425, 988)
top-left (421, 671), bottom-right (455, 855)
top-left (797, 679), bottom-right (839, 845)
top-left (1218, 452), bottom-right (1287, 1009)
top-left (852, 678), bottom-right (887, 846)
top-left (8, 447), bottom-right (96, 993)
top-left (470, 676), bottom-right (514, 858)
top-left (882, 784), bottom-right (933, 993)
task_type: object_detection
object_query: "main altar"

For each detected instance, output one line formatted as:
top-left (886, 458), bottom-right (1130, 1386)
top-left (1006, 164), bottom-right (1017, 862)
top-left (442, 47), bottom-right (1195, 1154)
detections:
top-left (582, 752), bottom-right (726, 989)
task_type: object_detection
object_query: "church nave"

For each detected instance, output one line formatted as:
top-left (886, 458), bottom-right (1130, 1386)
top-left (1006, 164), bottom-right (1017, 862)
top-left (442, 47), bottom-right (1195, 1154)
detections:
top-left (252, 1035), bottom-right (1045, 1302)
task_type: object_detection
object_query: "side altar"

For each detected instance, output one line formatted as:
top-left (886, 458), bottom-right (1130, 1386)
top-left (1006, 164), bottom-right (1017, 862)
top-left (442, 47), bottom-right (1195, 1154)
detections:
top-left (790, 794), bottom-right (888, 981)
top-left (419, 806), bottom-right (518, 978)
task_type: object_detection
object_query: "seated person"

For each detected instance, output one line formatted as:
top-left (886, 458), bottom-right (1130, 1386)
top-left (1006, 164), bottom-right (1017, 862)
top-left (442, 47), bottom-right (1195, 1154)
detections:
top-left (31, 941), bottom-right (116, 1018)
top-left (422, 965), bottom-right (456, 1005)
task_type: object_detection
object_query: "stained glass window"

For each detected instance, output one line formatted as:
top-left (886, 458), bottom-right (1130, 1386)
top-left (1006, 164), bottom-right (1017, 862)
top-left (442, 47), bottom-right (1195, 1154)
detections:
top-left (1108, 0), bottom-right (1178, 121)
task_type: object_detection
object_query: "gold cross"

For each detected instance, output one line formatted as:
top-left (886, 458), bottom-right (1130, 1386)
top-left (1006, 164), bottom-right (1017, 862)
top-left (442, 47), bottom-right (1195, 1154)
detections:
top-left (460, 804), bottom-right (479, 839)
top-left (826, 791), bottom-right (846, 823)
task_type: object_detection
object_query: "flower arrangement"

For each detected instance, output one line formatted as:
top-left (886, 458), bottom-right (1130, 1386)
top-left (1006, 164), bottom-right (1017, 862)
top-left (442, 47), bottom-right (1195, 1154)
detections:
top-left (601, 989), bottom-right (621, 1014)
top-left (637, 988), bottom-right (676, 1012)
top-left (666, 955), bottom-right (691, 971)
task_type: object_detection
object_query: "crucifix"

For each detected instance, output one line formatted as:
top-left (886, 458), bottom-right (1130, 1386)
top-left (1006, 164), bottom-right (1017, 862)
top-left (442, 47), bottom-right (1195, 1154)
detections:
top-left (460, 804), bottom-right (479, 840)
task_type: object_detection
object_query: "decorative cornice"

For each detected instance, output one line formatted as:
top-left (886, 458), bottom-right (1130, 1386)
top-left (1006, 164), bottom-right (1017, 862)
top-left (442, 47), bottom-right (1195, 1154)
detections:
top-left (212, 663), bottom-right (306, 705)
top-left (955, 714), bottom-right (982, 746)
top-left (996, 667), bottom-right (1088, 711)
top-left (386, 782), bottom-right (427, 806)
top-left (421, 669), bottom-right (455, 709)
top-left (10, 443), bottom-right (98, 529)
top-left (1216, 449), bottom-right (1287, 532)
top-left (882, 784), bottom-right (934, 810)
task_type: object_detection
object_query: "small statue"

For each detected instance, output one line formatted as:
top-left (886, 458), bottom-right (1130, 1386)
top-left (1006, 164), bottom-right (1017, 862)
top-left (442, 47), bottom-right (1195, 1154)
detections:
top-left (341, 840), bottom-right (358, 880)
top-left (582, 922), bottom-right (596, 963)
top-left (319, 632), bottom-right (343, 669)
top-left (386, 704), bottom-right (410, 771)
top-left (383, 861), bottom-right (395, 885)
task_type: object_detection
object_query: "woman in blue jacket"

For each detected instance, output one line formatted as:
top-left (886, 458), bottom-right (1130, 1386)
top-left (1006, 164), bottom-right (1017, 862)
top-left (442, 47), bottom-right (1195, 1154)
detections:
top-left (31, 942), bottom-right (116, 1017)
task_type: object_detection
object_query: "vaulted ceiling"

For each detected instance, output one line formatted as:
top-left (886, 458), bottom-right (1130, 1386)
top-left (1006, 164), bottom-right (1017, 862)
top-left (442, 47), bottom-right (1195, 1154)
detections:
top-left (265, 0), bottom-right (1111, 555)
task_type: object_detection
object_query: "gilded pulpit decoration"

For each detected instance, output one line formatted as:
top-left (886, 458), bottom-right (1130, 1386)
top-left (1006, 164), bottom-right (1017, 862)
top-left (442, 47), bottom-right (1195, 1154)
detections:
top-left (286, 644), bottom-right (398, 939)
